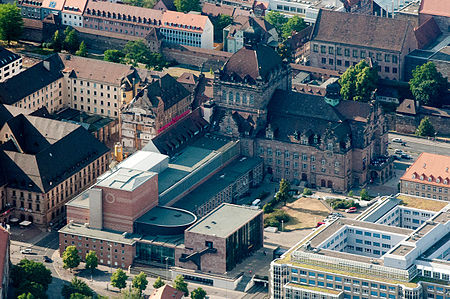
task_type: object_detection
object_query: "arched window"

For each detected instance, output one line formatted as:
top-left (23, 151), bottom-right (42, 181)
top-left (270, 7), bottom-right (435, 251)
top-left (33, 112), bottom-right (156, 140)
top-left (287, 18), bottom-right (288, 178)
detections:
top-left (242, 94), bottom-right (247, 105)
top-left (249, 94), bottom-right (254, 105)
top-left (235, 92), bottom-right (240, 105)
top-left (228, 91), bottom-right (233, 104)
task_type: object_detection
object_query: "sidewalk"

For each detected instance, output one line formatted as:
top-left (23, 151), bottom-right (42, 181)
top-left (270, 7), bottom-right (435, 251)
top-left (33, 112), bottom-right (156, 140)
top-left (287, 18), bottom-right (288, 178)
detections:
top-left (51, 250), bottom-right (246, 298)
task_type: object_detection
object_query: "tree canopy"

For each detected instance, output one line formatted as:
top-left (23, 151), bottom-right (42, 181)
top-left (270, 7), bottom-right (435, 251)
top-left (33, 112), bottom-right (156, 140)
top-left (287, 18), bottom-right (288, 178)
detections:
top-left (191, 287), bottom-right (207, 299)
top-left (104, 49), bottom-right (125, 63)
top-left (0, 3), bottom-right (23, 44)
top-left (123, 40), bottom-right (168, 70)
top-left (213, 14), bottom-right (233, 43)
top-left (51, 30), bottom-right (64, 52)
top-left (153, 276), bottom-right (165, 289)
top-left (132, 272), bottom-right (148, 294)
top-left (75, 41), bottom-right (87, 57)
top-left (174, 0), bottom-right (201, 13)
top-left (85, 250), bottom-right (98, 273)
top-left (11, 259), bottom-right (52, 299)
top-left (339, 60), bottom-right (378, 102)
top-left (62, 278), bottom-right (94, 299)
top-left (62, 246), bottom-right (81, 271)
top-left (409, 62), bottom-right (448, 107)
top-left (64, 28), bottom-right (81, 54)
top-left (122, 0), bottom-right (156, 8)
top-left (173, 274), bottom-right (189, 296)
top-left (281, 16), bottom-right (307, 40)
top-left (416, 117), bottom-right (435, 137)
top-left (276, 178), bottom-right (291, 206)
top-left (111, 268), bottom-right (128, 290)
top-left (264, 11), bottom-right (287, 35)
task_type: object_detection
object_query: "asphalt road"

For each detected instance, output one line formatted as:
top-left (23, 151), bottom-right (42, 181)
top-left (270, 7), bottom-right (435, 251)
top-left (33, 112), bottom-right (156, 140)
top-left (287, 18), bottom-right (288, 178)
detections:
top-left (10, 232), bottom-right (66, 299)
top-left (387, 133), bottom-right (450, 163)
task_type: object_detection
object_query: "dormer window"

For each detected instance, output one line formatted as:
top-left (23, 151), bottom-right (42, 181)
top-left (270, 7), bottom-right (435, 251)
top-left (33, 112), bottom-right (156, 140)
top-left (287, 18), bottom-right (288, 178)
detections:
top-left (444, 180), bottom-right (448, 185)
top-left (436, 178), bottom-right (441, 183)
top-left (412, 174), bottom-right (416, 179)
top-left (428, 177), bottom-right (432, 182)
top-left (420, 175), bottom-right (424, 181)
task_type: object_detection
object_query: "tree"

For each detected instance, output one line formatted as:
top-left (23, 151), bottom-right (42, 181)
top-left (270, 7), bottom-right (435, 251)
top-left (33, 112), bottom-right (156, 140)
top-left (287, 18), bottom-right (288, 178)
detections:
top-left (122, 0), bottom-right (156, 8)
top-left (120, 288), bottom-right (142, 299)
top-left (16, 282), bottom-right (47, 299)
top-left (264, 11), bottom-right (287, 35)
top-left (104, 49), bottom-right (125, 63)
top-left (277, 42), bottom-right (291, 61)
top-left (409, 62), bottom-right (448, 107)
top-left (416, 117), bottom-right (435, 137)
top-left (0, 3), bottom-right (23, 45)
top-left (191, 287), bottom-right (207, 299)
top-left (62, 277), bottom-right (94, 299)
top-left (281, 16), bottom-right (307, 40)
top-left (276, 178), bottom-right (291, 206)
top-left (212, 14), bottom-right (233, 43)
top-left (18, 293), bottom-right (35, 299)
top-left (339, 60), bottom-right (378, 102)
top-left (62, 246), bottom-right (81, 271)
top-left (51, 30), bottom-right (64, 52)
top-left (111, 268), bottom-right (128, 291)
top-left (360, 189), bottom-right (370, 201)
top-left (69, 293), bottom-right (91, 299)
top-left (76, 41), bottom-right (87, 57)
top-left (153, 276), bottom-right (165, 289)
top-left (123, 40), bottom-right (168, 70)
top-left (174, 0), bottom-right (201, 12)
top-left (132, 272), bottom-right (148, 295)
top-left (173, 274), bottom-right (189, 296)
top-left (11, 259), bottom-right (52, 290)
top-left (64, 29), bottom-right (80, 54)
top-left (85, 250), bottom-right (98, 275)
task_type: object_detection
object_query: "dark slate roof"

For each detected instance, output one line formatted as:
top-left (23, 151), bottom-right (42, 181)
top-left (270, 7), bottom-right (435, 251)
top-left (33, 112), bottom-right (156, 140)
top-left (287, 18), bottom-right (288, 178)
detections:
top-left (151, 108), bottom-right (208, 156)
top-left (335, 100), bottom-right (371, 123)
top-left (0, 115), bottom-right (108, 193)
top-left (396, 99), bottom-right (417, 115)
top-left (0, 54), bottom-right (64, 105)
top-left (221, 44), bottom-right (284, 83)
top-left (266, 90), bottom-right (351, 143)
top-left (0, 46), bottom-right (21, 68)
top-left (132, 74), bottom-right (190, 111)
top-left (312, 9), bottom-right (413, 52)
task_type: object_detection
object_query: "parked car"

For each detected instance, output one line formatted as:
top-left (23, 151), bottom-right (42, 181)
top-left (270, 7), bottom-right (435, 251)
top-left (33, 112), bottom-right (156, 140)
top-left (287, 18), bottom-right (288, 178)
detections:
top-left (393, 155), bottom-right (401, 160)
top-left (331, 212), bottom-right (344, 218)
top-left (392, 138), bottom-right (403, 143)
top-left (43, 256), bottom-right (52, 263)
top-left (345, 207), bottom-right (357, 213)
top-left (401, 154), bottom-right (412, 160)
top-left (20, 248), bottom-right (32, 254)
top-left (394, 149), bottom-right (403, 154)
top-left (316, 222), bottom-right (326, 227)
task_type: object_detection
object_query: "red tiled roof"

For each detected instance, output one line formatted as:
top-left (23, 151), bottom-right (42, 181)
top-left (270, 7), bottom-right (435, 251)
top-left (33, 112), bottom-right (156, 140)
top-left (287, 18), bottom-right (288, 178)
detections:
top-left (419, 0), bottom-right (450, 18)
top-left (62, 0), bottom-right (88, 15)
top-left (0, 226), bottom-right (9, 292)
top-left (149, 284), bottom-right (184, 299)
top-left (414, 17), bottom-right (441, 49)
top-left (401, 152), bottom-right (450, 187)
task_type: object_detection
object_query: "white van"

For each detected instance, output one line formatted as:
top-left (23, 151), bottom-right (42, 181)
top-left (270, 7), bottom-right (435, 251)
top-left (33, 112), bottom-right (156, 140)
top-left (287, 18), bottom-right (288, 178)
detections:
top-left (252, 199), bottom-right (261, 207)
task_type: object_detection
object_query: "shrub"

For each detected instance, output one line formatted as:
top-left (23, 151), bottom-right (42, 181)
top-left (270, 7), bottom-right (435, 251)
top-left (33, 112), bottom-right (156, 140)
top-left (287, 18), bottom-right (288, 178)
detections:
top-left (303, 188), bottom-right (312, 196)
top-left (347, 190), bottom-right (354, 197)
top-left (272, 209), bottom-right (290, 222)
top-left (360, 189), bottom-right (370, 201)
top-left (263, 203), bottom-right (274, 214)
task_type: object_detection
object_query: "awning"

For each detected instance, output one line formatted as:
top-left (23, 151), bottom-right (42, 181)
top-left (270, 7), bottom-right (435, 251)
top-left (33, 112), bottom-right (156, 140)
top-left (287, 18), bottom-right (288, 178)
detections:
top-left (19, 221), bottom-right (32, 226)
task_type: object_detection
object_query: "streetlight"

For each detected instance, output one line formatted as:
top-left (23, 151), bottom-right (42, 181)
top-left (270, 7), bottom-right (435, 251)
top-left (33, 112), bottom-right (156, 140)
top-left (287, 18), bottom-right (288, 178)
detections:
top-left (165, 257), bottom-right (169, 281)
top-left (108, 243), bottom-right (112, 274)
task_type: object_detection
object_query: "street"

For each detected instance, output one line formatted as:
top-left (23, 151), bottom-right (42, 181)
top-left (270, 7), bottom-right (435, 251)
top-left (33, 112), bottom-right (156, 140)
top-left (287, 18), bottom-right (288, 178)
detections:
top-left (387, 133), bottom-right (450, 162)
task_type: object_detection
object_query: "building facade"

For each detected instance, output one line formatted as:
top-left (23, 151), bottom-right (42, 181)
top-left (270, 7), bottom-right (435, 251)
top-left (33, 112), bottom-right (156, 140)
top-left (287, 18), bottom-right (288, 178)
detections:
top-left (83, 1), bottom-right (214, 49)
top-left (270, 194), bottom-right (450, 299)
top-left (309, 10), bottom-right (417, 81)
top-left (400, 152), bottom-right (450, 201)
top-left (212, 44), bottom-right (390, 192)
top-left (121, 74), bottom-right (192, 151)
top-left (0, 113), bottom-right (109, 227)
top-left (0, 47), bottom-right (22, 82)
top-left (61, 0), bottom-right (88, 27)
top-left (0, 226), bottom-right (9, 299)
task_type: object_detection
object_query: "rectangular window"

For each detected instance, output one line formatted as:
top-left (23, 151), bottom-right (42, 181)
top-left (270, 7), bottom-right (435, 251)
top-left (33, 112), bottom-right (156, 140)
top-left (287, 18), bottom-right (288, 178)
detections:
top-left (321, 45), bottom-right (326, 54)
top-left (328, 47), bottom-right (334, 54)
top-left (352, 50), bottom-right (358, 58)
top-left (313, 44), bottom-right (318, 52)
top-left (336, 47), bottom-right (342, 56)
top-left (344, 49), bottom-right (350, 57)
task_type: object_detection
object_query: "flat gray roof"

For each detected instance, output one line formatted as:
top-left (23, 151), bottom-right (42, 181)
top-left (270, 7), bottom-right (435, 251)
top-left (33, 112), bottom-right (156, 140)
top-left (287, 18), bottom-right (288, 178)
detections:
top-left (186, 203), bottom-right (262, 238)
top-left (59, 222), bottom-right (137, 245)
top-left (173, 156), bottom-right (262, 211)
top-left (97, 168), bottom-right (156, 191)
top-left (135, 206), bottom-right (196, 227)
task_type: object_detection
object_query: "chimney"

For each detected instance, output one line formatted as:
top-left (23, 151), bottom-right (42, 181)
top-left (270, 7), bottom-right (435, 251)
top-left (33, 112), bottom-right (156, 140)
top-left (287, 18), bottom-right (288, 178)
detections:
top-left (43, 60), bottom-right (50, 71)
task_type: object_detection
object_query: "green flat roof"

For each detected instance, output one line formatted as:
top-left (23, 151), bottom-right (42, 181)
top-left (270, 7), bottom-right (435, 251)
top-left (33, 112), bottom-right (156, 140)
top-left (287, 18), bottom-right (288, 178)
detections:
top-left (135, 206), bottom-right (196, 227)
top-left (186, 203), bottom-right (262, 238)
top-left (286, 283), bottom-right (342, 295)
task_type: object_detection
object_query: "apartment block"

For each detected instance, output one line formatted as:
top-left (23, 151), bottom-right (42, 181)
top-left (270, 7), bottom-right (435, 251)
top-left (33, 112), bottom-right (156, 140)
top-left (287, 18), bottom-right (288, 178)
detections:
top-left (0, 47), bottom-right (22, 82)
top-left (309, 10), bottom-right (417, 81)
top-left (400, 152), bottom-right (450, 201)
top-left (270, 194), bottom-right (450, 299)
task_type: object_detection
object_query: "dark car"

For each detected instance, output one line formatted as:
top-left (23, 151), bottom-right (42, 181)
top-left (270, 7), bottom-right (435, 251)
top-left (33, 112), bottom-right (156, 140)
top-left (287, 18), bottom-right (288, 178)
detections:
top-left (401, 154), bottom-right (412, 159)
top-left (43, 256), bottom-right (52, 263)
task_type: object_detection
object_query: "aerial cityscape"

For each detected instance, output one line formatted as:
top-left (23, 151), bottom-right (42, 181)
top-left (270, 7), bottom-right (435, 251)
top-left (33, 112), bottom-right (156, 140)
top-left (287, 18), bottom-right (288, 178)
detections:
top-left (0, 0), bottom-right (448, 297)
